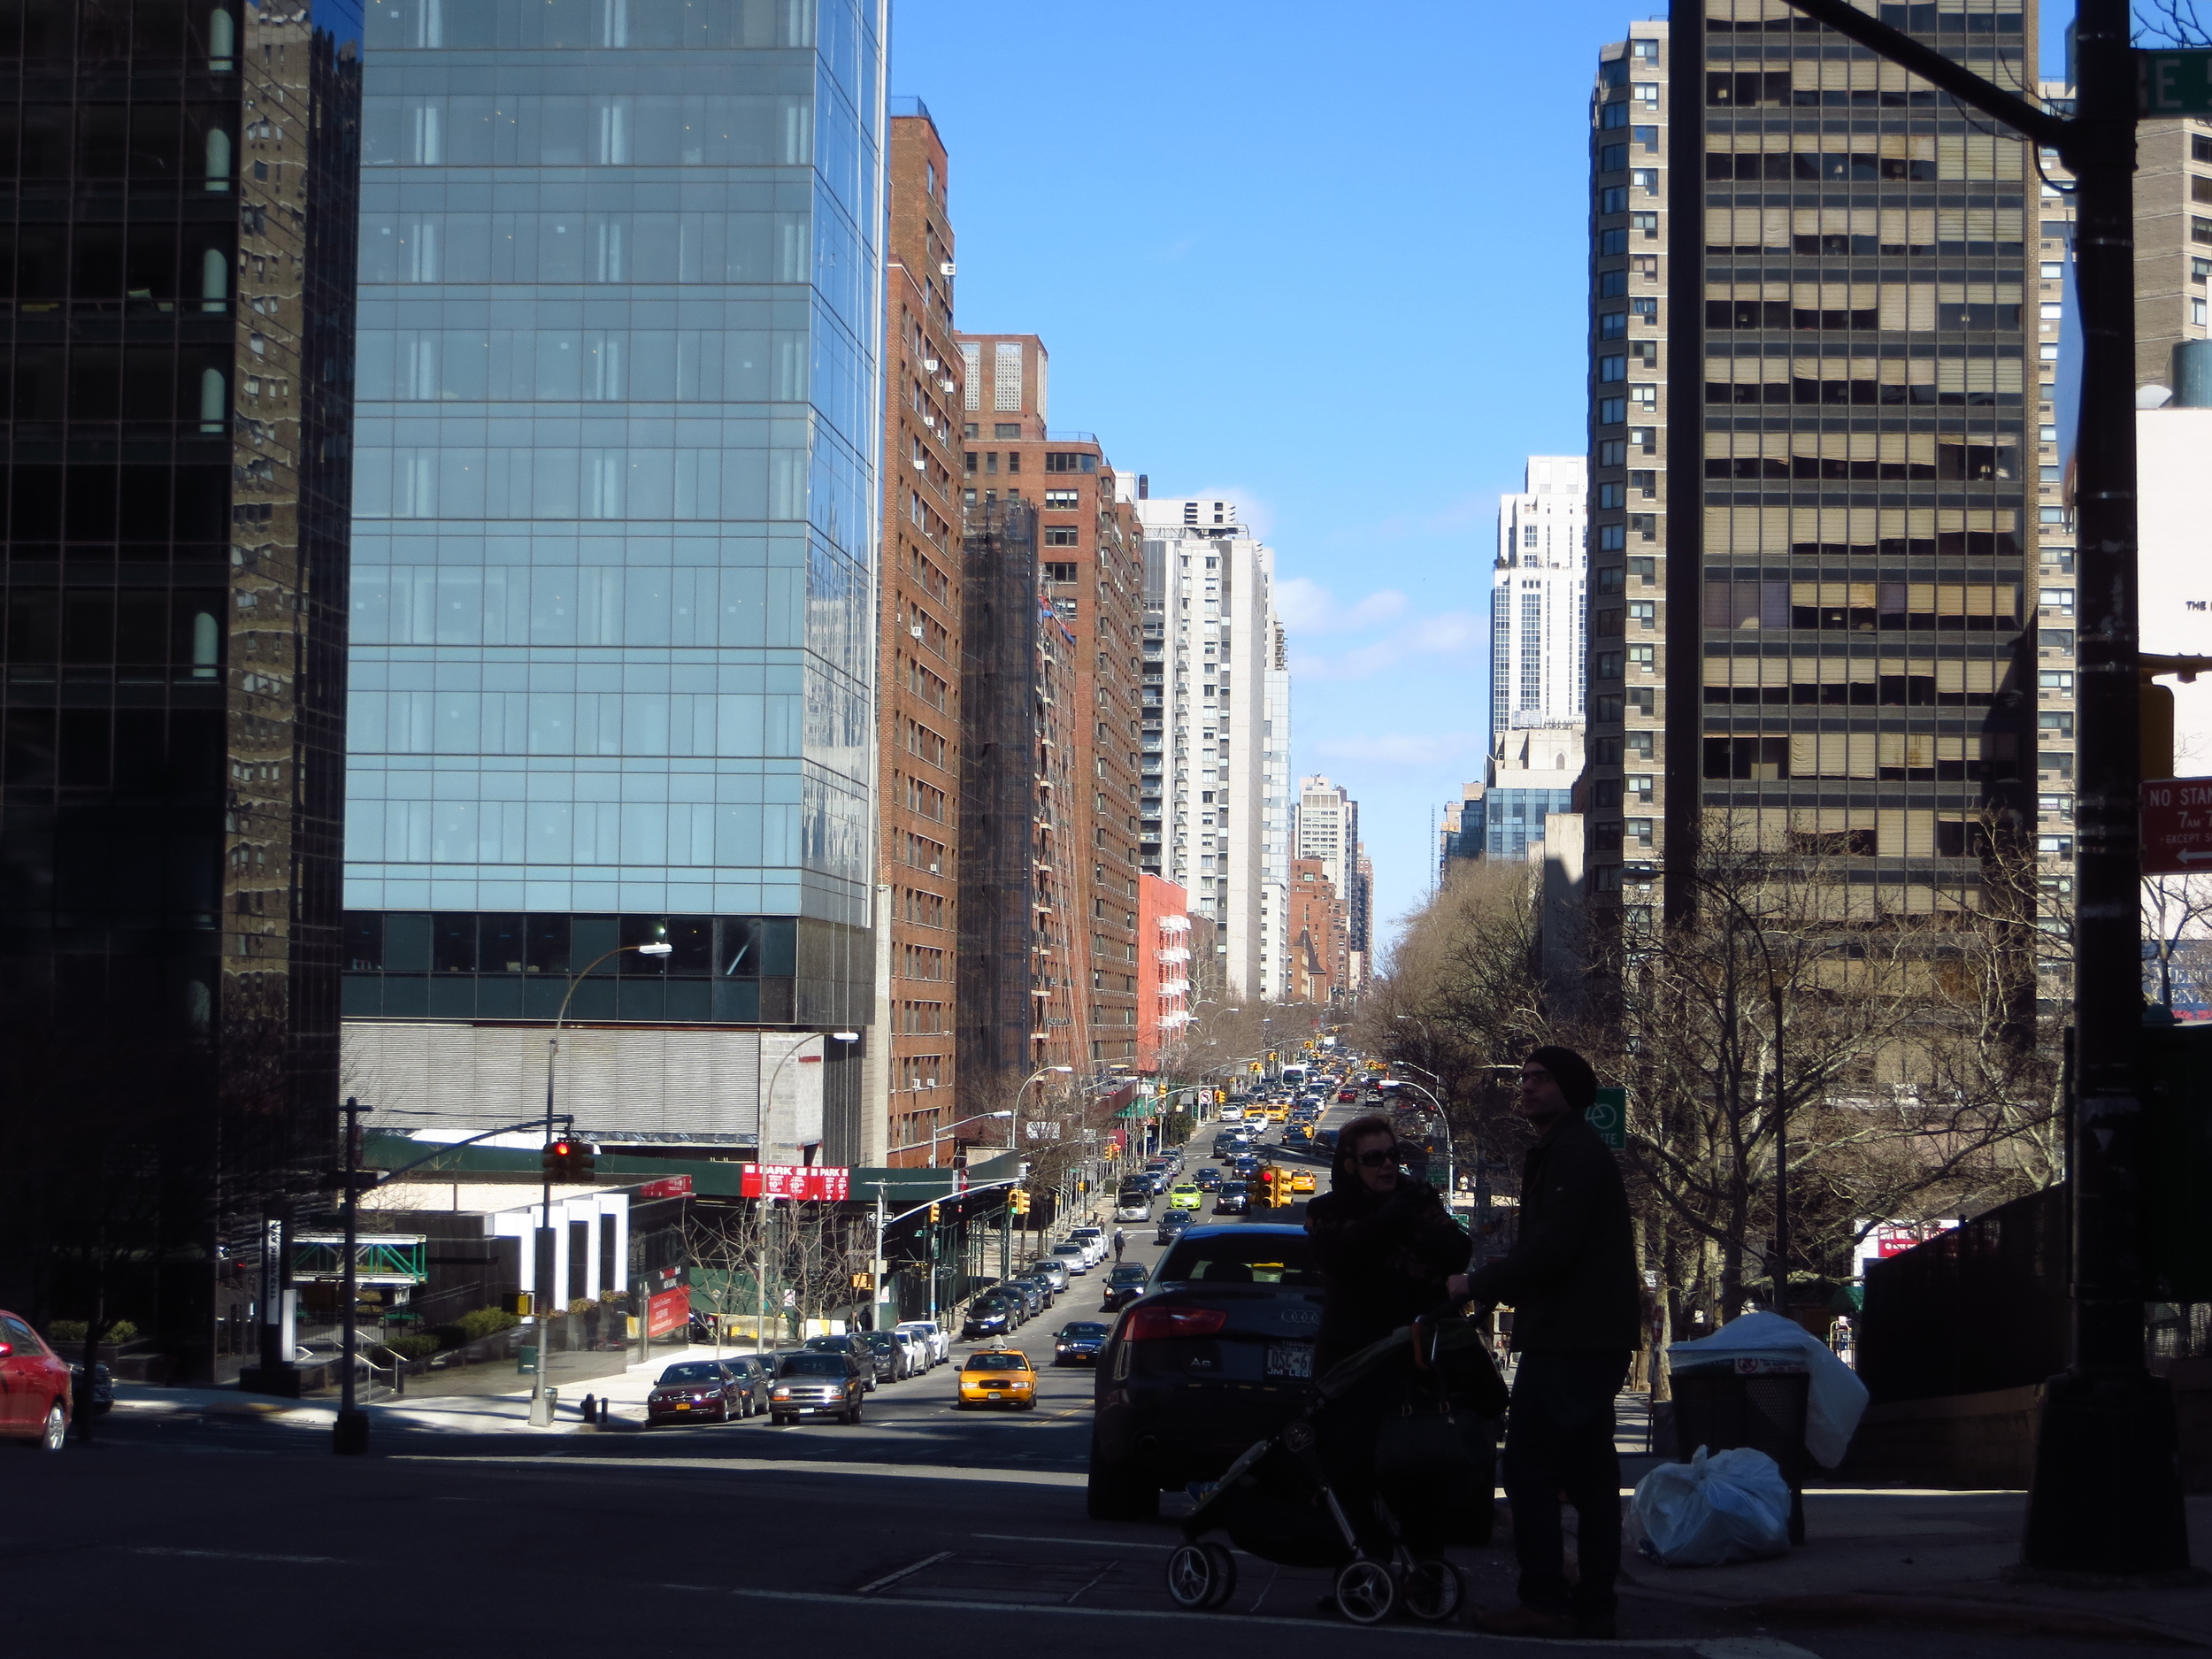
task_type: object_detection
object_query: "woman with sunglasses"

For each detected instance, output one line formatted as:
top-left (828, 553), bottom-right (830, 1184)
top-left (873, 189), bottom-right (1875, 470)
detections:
top-left (1303, 1113), bottom-right (1471, 1377)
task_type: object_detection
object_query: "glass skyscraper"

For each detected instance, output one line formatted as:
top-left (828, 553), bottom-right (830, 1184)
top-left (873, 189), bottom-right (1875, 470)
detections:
top-left (338, 0), bottom-right (884, 1161)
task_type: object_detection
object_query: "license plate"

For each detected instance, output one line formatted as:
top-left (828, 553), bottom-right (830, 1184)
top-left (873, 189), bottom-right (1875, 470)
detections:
top-left (987, 1391), bottom-right (1002, 1399)
top-left (1265, 1343), bottom-right (1314, 1380)
top-left (674, 1402), bottom-right (691, 1410)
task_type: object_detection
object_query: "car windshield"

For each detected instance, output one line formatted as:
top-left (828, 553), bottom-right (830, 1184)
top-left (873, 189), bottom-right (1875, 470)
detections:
top-left (803, 1336), bottom-right (849, 1350)
top-left (965, 1352), bottom-right (1026, 1371)
top-left (1219, 1183), bottom-right (1247, 1194)
top-left (861, 1333), bottom-right (894, 1348)
top-left (1051, 1243), bottom-right (1082, 1255)
top-left (778, 1355), bottom-right (847, 1378)
top-left (1108, 1265), bottom-right (1148, 1282)
top-left (1157, 1233), bottom-right (1324, 1286)
top-left (1060, 1323), bottom-right (1109, 1338)
top-left (658, 1363), bottom-right (723, 1384)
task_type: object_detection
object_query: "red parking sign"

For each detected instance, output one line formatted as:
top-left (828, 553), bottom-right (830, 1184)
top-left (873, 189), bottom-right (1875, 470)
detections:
top-left (2142, 780), bottom-right (2212, 875)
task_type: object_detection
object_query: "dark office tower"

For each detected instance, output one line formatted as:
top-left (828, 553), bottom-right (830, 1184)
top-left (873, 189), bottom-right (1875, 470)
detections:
top-left (1643, 0), bottom-right (2035, 922)
top-left (0, 0), bottom-right (363, 1378)
top-left (341, 0), bottom-right (887, 1168)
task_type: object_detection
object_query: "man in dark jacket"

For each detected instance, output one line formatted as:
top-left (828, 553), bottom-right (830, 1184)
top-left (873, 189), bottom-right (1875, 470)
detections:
top-left (1305, 1114), bottom-right (1471, 1374)
top-left (1464, 1045), bottom-right (1640, 1640)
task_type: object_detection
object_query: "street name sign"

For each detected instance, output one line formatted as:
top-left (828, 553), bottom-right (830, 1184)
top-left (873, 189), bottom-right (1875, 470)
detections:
top-left (2140, 778), bottom-right (2212, 875)
top-left (1586, 1087), bottom-right (1628, 1151)
top-left (2139, 50), bottom-right (2212, 116)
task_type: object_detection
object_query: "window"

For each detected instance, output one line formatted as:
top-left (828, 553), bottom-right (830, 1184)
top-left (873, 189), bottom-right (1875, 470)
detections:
top-left (1599, 354), bottom-right (1626, 383)
top-left (1628, 601), bottom-right (1655, 628)
top-left (1629, 556), bottom-right (1655, 583)
top-left (1043, 488), bottom-right (1079, 509)
top-left (1599, 439), bottom-right (1626, 466)
top-left (1596, 649), bottom-right (1624, 680)
top-left (1043, 526), bottom-right (1078, 547)
top-left (1598, 268), bottom-right (1628, 297)
top-left (1599, 396), bottom-right (1626, 426)
top-left (1600, 228), bottom-right (1628, 255)
top-left (1630, 296), bottom-right (1657, 324)
top-left (2039, 670), bottom-right (2074, 693)
top-left (2042, 588), bottom-right (2074, 615)
top-left (1005, 451), bottom-right (1020, 473)
top-left (1601, 186), bottom-right (1629, 214)
top-left (1596, 565), bottom-right (1624, 593)
top-left (1629, 384), bottom-right (1657, 411)
top-left (1601, 100), bottom-right (1630, 130)
top-left (2196, 299), bottom-right (2208, 326)
top-left (1631, 37), bottom-right (1659, 60)
top-left (2196, 176), bottom-right (2212, 204)
top-left (994, 340), bottom-right (1022, 410)
top-left (1044, 451), bottom-right (1098, 473)
top-left (1598, 482), bottom-right (1624, 509)
top-left (1627, 774), bottom-right (1655, 803)
top-left (1600, 142), bottom-right (1627, 173)
top-left (1600, 311), bottom-right (1628, 339)
top-left (2196, 257), bottom-right (2212, 285)
top-left (1631, 211), bottom-right (1659, 239)
top-left (1598, 523), bottom-right (1626, 550)
top-left (2039, 711), bottom-right (2074, 739)
top-left (1522, 525), bottom-right (1538, 547)
top-left (1632, 82), bottom-right (1659, 108)
top-left (1630, 469), bottom-right (1656, 497)
top-left (1632, 168), bottom-right (1658, 196)
top-left (1629, 425), bottom-right (1656, 453)
top-left (1628, 643), bottom-right (1655, 672)
top-left (2196, 134), bottom-right (2212, 164)
top-left (993, 422), bottom-right (1021, 438)
top-left (1635, 124), bottom-right (1659, 152)
top-left (2194, 216), bottom-right (2212, 246)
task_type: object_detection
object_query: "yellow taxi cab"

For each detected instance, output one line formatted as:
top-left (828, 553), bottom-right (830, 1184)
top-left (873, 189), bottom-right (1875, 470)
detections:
top-left (1289, 1169), bottom-right (1316, 1194)
top-left (956, 1346), bottom-right (1037, 1410)
top-left (1266, 1103), bottom-right (1290, 1124)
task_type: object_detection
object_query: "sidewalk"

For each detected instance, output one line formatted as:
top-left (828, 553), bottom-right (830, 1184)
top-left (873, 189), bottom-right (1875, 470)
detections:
top-left (1607, 1386), bottom-right (2212, 1647)
top-left (110, 1342), bottom-right (738, 1437)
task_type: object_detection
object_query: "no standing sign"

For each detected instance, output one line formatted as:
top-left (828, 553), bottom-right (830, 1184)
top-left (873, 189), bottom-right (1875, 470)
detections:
top-left (2141, 780), bottom-right (2212, 876)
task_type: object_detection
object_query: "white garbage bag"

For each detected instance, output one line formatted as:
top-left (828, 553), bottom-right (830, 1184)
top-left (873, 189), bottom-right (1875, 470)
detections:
top-left (1668, 1310), bottom-right (1870, 1468)
top-left (1632, 1446), bottom-right (1793, 1567)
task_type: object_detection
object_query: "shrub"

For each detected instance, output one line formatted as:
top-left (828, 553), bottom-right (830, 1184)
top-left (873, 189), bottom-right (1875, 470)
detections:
top-left (44, 1319), bottom-right (137, 1347)
top-left (388, 1334), bottom-right (440, 1360)
top-left (433, 1307), bottom-right (522, 1348)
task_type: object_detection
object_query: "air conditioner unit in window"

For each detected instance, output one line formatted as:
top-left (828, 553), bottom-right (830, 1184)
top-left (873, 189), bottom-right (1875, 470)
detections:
top-left (910, 623), bottom-right (924, 638)
top-left (924, 357), bottom-right (939, 372)
top-left (940, 262), bottom-right (956, 276)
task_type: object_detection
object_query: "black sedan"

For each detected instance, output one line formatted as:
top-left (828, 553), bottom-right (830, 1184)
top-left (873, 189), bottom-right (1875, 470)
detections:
top-left (646, 1359), bottom-right (750, 1425)
top-left (1100, 1262), bottom-right (1150, 1310)
top-left (1087, 1224), bottom-right (1324, 1520)
top-left (1212, 1182), bottom-right (1249, 1215)
top-left (1053, 1320), bottom-right (1111, 1366)
top-left (1195, 1167), bottom-right (1223, 1192)
top-left (962, 1294), bottom-right (1014, 1340)
top-left (857, 1330), bottom-right (908, 1381)
top-left (1155, 1207), bottom-right (1193, 1245)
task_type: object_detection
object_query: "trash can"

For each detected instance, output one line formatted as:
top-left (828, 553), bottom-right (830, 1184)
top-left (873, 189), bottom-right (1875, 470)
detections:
top-left (1668, 1362), bottom-right (1811, 1545)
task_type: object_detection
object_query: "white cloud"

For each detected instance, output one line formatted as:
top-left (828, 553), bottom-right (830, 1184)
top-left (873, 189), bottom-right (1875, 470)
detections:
top-left (1276, 577), bottom-right (1408, 636)
top-left (1292, 609), bottom-right (1483, 681)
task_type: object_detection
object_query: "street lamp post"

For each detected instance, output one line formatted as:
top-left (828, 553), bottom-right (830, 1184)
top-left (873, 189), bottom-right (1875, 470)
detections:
top-left (534, 937), bottom-right (671, 1427)
top-left (333, 1094), bottom-right (371, 1455)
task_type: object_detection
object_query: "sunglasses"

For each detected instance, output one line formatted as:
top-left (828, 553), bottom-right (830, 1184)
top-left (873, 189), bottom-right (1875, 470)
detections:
top-left (1355, 1146), bottom-right (1402, 1169)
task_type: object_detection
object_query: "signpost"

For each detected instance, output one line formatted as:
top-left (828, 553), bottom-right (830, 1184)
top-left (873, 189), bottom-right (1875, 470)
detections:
top-left (1586, 1087), bottom-right (1628, 1152)
top-left (2140, 779), bottom-right (2212, 876)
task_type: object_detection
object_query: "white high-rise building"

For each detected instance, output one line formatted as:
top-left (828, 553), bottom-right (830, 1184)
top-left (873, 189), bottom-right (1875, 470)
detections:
top-left (1490, 456), bottom-right (1589, 749)
top-left (1138, 496), bottom-right (1290, 1002)
top-left (1295, 775), bottom-right (1357, 897)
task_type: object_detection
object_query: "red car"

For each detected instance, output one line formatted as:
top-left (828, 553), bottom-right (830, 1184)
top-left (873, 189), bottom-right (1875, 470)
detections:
top-left (1336, 1087), bottom-right (1358, 1103)
top-left (0, 1311), bottom-right (72, 1449)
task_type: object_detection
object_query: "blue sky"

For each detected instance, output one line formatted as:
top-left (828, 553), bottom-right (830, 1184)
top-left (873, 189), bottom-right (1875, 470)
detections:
top-left (888, 0), bottom-right (2079, 949)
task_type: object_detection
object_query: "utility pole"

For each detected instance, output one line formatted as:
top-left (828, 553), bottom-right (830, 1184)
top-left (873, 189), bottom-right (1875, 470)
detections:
top-left (333, 1095), bottom-right (369, 1456)
top-left (1772, 0), bottom-right (2187, 1579)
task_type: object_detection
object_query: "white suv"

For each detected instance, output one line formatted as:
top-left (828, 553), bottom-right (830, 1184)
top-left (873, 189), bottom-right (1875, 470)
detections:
top-left (1067, 1225), bottom-right (1107, 1265)
top-left (895, 1320), bottom-right (949, 1367)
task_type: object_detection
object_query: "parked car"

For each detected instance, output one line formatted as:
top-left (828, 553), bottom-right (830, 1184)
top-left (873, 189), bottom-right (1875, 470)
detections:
top-left (856, 1330), bottom-right (908, 1382)
top-left (956, 1347), bottom-right (1037, 1410)
top-left (962, 1294), bottom-right (1014, 1340)
top-left (1213, 1182), bottom-right (1249, 1216)
top-left (803, 1333), bottom-right (880, 1390)
top-left (67, 1361), bottom-right (114, 1415)
top-left (1048, 1241), bottom-right (1092, 1275)
top-left (1156, 1208), bottom-right (1194, 1245)
top-left (1101, 1263), bottom-right (1151, 1310)
top-left (1053, 1321), bottom-right (1111, 1366)
top-left (1, 1314), bottom-right (70, 1449)
top-left (1001, 1278), bottom-right (1048, 1320)
top-left (1087, 1225), bottom-right (1325, 1518)
top-left (647, 1358), bottom-right (752, 1425)
top-left (1026, 1258), bottom-right (1071, 1294)
top-left (1068, 1225), bottom-right (1108, 1263)
top-left (769, 1350), bottom-right (866, 1425)
top-left (886, 1328), bottom-right (924, 1377)
top-left (895, 1320), bottom-right (949, 1368)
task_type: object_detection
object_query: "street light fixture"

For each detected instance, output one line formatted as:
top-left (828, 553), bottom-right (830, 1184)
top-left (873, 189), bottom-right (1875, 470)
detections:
top-left (532, 935), bottom-right (670, 1428)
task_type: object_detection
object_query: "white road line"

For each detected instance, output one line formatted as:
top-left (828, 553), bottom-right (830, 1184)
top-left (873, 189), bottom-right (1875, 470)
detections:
top-left (399, 1453), bottom-right (1087, 1489)
top-left (132, 1548), bottom-right (344, 1565)
top-left (972, 1532), bottom-right (1178, 1551)
top-left (855, 1550), bottom-right (953, 1595)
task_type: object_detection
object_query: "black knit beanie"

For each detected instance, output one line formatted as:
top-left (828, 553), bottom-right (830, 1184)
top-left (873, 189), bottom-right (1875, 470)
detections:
top-left (1526, 1045), bottom-right (1599, 1114)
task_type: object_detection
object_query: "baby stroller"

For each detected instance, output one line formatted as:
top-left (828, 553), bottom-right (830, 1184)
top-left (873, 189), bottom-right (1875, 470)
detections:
top-left (1163, 1310), bottom-right (1507, 1624)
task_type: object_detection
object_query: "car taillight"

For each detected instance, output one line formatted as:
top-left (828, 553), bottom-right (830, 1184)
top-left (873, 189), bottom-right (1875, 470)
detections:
top-left (1125, 1304), bottom-right (1229, 1342)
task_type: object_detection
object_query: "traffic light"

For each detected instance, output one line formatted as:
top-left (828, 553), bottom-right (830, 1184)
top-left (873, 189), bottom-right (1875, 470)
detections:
top-left (541, 1139), bottom-right (597, 1181)
top-left (928, 1202), bottom-right (941, 1225)
top-left (1011, 1190), bottom-right (1031, 1217)
top-left (1214, 1088), bottom-right (1226, 1104)
top-left (505, 1292), bottom-right (534, 1317)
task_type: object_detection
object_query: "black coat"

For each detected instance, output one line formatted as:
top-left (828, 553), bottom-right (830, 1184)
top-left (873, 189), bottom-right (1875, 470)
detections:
top-left (1305, 1175), bottom-right (1472, 1372)
top-left (1467, 1109), bottom-right (1640, 1355)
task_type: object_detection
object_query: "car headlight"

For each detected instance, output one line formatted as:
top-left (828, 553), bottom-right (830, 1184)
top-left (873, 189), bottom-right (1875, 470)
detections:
top-left (772, 1386), bottom-right (791, 1398)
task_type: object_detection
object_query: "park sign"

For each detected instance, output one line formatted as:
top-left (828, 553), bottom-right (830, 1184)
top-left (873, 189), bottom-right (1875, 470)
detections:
top-left (740, 1164), bottom-right (850, 1201)
top-left (2141, 779), bottom-right (2212, 876)
top-left (2139, 50), bottom-right (2212, 116)
top-left (1586, 1087), bottom-right (1628, 1152)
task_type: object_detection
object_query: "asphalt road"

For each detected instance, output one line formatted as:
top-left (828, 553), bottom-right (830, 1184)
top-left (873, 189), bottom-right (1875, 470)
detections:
top-left (0, 1099), bottom-right (2147, 1656)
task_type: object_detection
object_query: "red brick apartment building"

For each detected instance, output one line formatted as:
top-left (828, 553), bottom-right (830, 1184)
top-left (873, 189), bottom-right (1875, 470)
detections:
top-left (1288, 857), bottom-right (1348, 1008)
top-left (1136, 873), bottom-right (1193, 1073)
top-left (876, 108), bottom-right (966, 1165)
top-left (954, 333), bottom-right (1145, 1073)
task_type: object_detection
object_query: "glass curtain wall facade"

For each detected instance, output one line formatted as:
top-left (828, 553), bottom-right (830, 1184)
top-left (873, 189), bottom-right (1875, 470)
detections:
top-left (0, 0), bottom-right (363, 1379)
top-left (1667, 0), bottom-right (2035, 912)
top-left (341, 0), bottom-right (884, 1154)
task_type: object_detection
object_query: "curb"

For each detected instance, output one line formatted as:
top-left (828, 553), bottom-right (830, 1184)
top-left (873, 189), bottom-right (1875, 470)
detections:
top-left (1739, 1593), bottom-right (2208, 1648)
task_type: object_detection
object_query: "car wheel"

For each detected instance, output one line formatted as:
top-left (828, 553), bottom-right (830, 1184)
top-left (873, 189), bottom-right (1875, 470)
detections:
top-left (715, 1399), bottom-right (731, 1423)
top-left (846, 1399), bottom-right (863, 1425)
top-left (1085, 1433), bottom-right (1159, 1520)
top-left (38, 1403), bottom-right (65, 1452)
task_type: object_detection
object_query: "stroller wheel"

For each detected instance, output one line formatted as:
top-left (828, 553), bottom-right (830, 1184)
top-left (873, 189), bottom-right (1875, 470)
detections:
top-left (1399, 1558), bottom-right (1464, 1623)
top-left (1333, 1558), bottom-right (1396, 1625)
top-left (1164, 1542), bottom-right (1236, 1610)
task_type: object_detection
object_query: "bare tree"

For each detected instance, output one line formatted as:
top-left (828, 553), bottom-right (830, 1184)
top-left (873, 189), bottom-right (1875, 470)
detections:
top-left (2143, 874), bottom-right (2212, 1011)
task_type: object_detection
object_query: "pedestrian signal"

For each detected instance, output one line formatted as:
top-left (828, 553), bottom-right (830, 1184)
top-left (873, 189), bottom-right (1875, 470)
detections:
top-left (850, 1271), bottom-right (872, 1289)
top-left (505, 1292), bottom-right (534, 1317)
